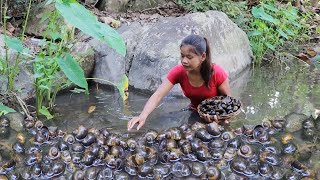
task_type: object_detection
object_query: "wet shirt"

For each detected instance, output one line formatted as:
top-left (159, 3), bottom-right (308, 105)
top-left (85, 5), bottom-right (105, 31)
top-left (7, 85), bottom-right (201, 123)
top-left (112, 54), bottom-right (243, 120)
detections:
top-left (167, 64), bottom-right (228, 109)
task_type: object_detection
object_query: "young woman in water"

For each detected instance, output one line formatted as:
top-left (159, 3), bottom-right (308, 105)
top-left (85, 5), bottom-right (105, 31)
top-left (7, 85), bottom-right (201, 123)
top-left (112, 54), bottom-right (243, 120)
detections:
top-left (127, 34), bottom-right (231, 131)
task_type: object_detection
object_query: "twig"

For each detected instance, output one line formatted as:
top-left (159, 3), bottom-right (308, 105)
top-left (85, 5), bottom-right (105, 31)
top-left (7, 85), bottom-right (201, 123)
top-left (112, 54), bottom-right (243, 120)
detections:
top-left (12, 92), bottom-right (32, 120)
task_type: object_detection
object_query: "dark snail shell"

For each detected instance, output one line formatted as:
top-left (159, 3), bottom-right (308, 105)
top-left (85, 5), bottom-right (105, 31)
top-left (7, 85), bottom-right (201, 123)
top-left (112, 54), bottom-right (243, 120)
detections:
top-left (171, 162), bottom-right (191, 178)
top-left (34, 121), bottom-right (43, 130)
top-left (182, 129), bottom-right (195, 140)
top-left (159, 139), bottom-right (177, 151)
top-left (61, 150), bottom-right (72, 163)
top-left (224, 147), bottom-right (237, 161)
top-left (191, 162), bottom-right (205, 176)
top-left (72, 142), bottom-right (85, 153)
top-left (0, 115), bottom-right (10, 127)
top-left (85, 167), bottom-right (100, 180)
top-left (271, 119), bottom-right (286, 130)
top-left (153, 164), bottom-right (171, 178)
top-left (180, 141), bottom-right (193, 154)
top-left (97, 167), bottom-right (113, 180)
top-left (166, 127), bottom-right (182, 140)
top-left (237, 145), bottom-right (253, 159)
top-left (243, 125), bottom-right (254, 136)
top-left (283, 142), bottom-right (297, 154)
top-left (191, 122), bottom-right (206, 131)
top-left (26, 153), bottom-right (42, 165)
top-left (114, 172), bottom-right (129, 180)
top-left (30, 163), bottom-right (42, 178)
top-left (24, 119), bottom-right (35, 129)
top-left (99, 127), bottom-right (110, 138)
top-left (138, 162), bottom-right (153, 178)
top-left (124, 162), bottom-right (138, 176)
top-left (110, 146), bottom-right (125, 158)
top-left (63, 133), bottom-right (76, 145)
top-left (72, 170), bottom-right (85, 180)
top-left (258, 162), bottom-right (273, 178)
top-left (259, 151), bottom-right (281, 166)
top-left (34, 126), bottom-right (50, 144)
top-left (81, 133), bottom-right (96, 146)
top-left (271, 166), bottom-right (285, 180)
top-left (48, 146), bottom-right (61, 160)
top-left (71, 153), bottom-right (83, 164)
top-left (127, 154), bottom-right (145, 167)
top-left (230, 157), bottom-right (248, 175)
top-left (126, 138), bottom-right (138, 151)
top-left (51, 160), bottom-right (66, 177)
top-left (208, 139), bottom-right (225, 150)
top-left (58, 141), bottom-right (69, 151)
top-left (12, 141), bottom-right (25, 154)
top-left (227, 137), bottom-right (243, 149)
top-left (302, 116), bottom-right (315, 129)
top-left (106, 134), bottom-right (120, 146)
top-left (87, 143), bottom-right (100, 156)
top-left (73, 125), bottom-right (88, 140)
top-left (302, 128), bottom-right (316, 140)
top-left (81, 151), bottom-right (96, 166)
top-left (210, 150), bottom-right (224, 160)
top-left (190, 138), bottom-right (206, 152)
top-left (206, 122), bottom-right (221, 137)
top-left (221, 131), bottom-right (235, 142)
top-left (206, 166), bottom-right (222, 180)
top-left (196, 147), bottom-right (211, 161)
top-left (144, 129), bottom-right (158, 144)
top-left (195, 128), bottom-right (214, 142)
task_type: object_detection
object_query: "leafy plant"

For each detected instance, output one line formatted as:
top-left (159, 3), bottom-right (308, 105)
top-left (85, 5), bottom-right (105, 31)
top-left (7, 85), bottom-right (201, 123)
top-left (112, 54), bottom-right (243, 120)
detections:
top-left (247, 3), bottom-right (307, 64)
top-left (176, 0), bottom-right (247, 20)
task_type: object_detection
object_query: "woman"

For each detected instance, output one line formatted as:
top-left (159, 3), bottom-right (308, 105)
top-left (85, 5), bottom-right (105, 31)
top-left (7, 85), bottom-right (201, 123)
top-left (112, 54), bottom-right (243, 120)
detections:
top-left (127, 34), bottom-right (231, 131)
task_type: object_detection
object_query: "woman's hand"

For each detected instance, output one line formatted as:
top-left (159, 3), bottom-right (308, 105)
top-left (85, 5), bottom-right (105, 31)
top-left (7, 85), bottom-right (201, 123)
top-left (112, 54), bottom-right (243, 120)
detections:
top-left (203, 114), bottom-right (219, 123)
top-left (127, 116), bottom-right (146, 131)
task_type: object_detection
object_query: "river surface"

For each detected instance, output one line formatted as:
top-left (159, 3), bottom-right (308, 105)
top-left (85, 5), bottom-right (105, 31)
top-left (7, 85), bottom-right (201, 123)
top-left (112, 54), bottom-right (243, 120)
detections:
top-left (52, 61), bottom-right (320, 136)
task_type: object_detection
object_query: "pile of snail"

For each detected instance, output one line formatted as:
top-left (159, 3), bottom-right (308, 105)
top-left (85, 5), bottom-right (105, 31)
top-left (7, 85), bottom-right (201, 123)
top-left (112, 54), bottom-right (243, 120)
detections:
top-left (0, 114), bottom-right (319, 179)
top-left (198, 96), bottom-right (242, 117)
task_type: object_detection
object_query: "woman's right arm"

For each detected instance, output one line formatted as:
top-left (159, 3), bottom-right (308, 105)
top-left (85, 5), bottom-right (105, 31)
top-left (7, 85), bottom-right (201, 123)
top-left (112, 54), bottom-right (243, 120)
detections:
top-left (127, 79), bottom-right (174, 131)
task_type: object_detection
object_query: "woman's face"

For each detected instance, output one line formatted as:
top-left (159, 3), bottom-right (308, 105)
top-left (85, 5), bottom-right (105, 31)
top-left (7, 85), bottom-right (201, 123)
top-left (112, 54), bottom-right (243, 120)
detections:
top-left (180, 45), bottom-right (206, 72)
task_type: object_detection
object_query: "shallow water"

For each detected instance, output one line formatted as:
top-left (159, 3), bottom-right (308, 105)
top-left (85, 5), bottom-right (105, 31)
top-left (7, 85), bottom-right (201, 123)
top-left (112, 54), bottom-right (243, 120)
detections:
top-left (52, 61), bottom-right (319, 135)
top-left (1, 60), bottom-right (320, 179)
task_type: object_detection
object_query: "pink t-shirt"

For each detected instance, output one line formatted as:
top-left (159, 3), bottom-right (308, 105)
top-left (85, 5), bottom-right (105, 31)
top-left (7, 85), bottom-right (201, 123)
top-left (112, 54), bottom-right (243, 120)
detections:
top-left (167, 64), bottom-right (228, 109)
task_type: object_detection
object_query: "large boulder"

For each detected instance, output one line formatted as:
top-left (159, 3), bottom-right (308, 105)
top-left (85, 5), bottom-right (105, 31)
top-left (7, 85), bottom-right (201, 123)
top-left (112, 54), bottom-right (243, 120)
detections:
top-left (93, 11), bottom-right (253, 95)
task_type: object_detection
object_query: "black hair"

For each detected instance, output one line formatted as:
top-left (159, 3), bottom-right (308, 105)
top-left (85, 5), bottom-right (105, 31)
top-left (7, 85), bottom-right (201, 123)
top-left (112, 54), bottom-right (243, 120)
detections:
top-left (180, 34), bottom-right (212, 88)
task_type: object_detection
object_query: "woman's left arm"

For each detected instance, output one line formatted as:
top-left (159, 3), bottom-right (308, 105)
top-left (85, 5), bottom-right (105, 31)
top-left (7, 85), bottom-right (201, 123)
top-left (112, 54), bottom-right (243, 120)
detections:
top-left (218, 79), bottom-right (231, 96)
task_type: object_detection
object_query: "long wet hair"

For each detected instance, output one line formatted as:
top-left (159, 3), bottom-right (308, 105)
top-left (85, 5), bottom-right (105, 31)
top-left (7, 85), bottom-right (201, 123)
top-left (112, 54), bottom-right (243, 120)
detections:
top-left (180, 34), bottom-right (212, 88)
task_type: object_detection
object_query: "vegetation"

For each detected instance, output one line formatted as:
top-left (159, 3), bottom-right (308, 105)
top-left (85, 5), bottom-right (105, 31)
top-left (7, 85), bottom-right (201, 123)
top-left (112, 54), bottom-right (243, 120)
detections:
top-left (0, 0), bottom-right (127, 118)
top-left (176, 0), bottom-right (318, 65)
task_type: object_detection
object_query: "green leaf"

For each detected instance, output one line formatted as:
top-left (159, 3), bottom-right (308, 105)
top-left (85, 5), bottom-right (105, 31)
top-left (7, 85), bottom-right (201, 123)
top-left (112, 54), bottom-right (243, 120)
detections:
top-left (265, 42), bottom-right (275, 51)
top-left (56, 53), bottom-right (88, 93)
top-left (39, 106), bottom-right (54, 119)
top-left (263, 4), bottom-right (279, 12)
top-left (4, 36), bottom-right (24, 52)
top-left (116, 75), bottom-right (129, 101)
top-left (277, 29), bottom-right (288, 39)
top-left (252, 6), bottom-right (279, 25)
top-left (55, 0), bottom-right (126, 56)
top-left (0, 104), bottom-right (16, 114)
top-left (247, 30), bottom-right (262, 37)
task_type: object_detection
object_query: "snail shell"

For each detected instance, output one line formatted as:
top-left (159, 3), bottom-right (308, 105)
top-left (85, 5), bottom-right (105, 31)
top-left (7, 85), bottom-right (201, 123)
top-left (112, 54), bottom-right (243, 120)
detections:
top-left (73, 125), bottom-right (88, 140)
top-left (191, 162), bottom-right (205, 176)
top-left (48, 146), bottom-right (61, 160)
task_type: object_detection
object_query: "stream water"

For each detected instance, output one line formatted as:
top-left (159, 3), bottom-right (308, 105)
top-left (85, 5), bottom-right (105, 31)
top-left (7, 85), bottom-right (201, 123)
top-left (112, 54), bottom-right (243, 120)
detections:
top-left (0, 60), bottom-right (320, 179)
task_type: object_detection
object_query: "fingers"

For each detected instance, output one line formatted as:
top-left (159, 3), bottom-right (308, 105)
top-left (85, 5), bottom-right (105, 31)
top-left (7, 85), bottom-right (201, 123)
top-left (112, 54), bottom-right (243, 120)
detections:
top-left (137, 120), bottom-right (145, 131)
top-left (127, 117), bottom-right (139, 130)
top-left (213, 115), bottom-right (219, 123)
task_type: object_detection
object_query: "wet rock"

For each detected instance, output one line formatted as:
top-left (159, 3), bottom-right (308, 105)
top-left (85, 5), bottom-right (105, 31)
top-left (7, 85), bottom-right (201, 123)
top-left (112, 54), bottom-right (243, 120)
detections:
top-left (285, 112), bottom-right (308, 132)
top-left (5, 112), bottom-right (24, 132)
top-left (93, 11), bottom-right (252, 95)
